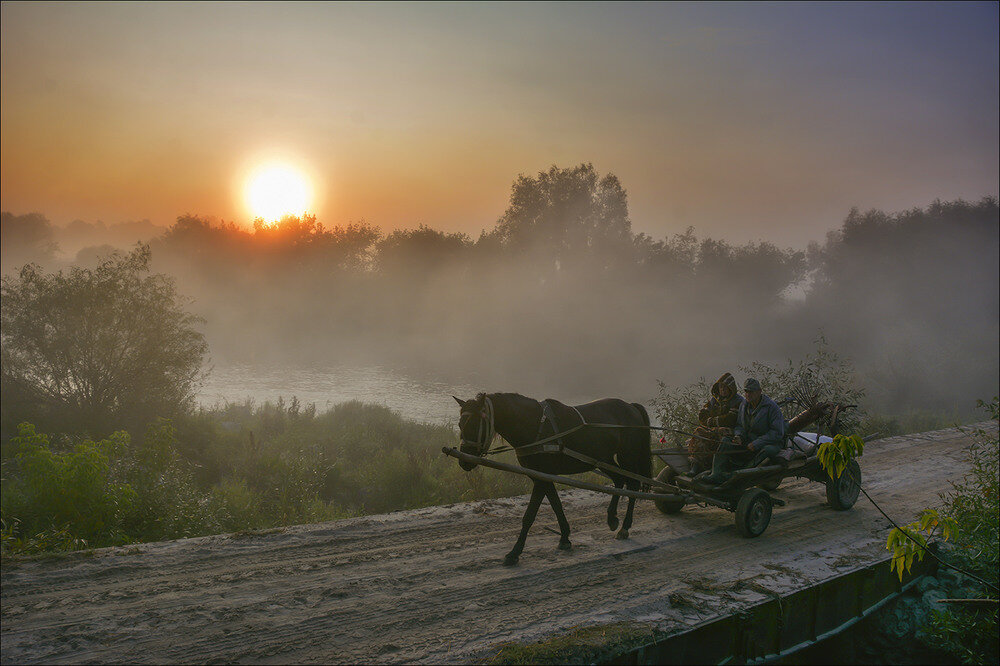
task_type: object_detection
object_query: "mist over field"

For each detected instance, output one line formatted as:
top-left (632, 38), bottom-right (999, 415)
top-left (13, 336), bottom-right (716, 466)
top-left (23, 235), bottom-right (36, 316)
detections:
top-left (3, 165), bottom-right (997, 417)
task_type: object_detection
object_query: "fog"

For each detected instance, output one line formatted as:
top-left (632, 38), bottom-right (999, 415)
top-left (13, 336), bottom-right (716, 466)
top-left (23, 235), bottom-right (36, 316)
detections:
top-left (2, 165), bottom-right (997, 417)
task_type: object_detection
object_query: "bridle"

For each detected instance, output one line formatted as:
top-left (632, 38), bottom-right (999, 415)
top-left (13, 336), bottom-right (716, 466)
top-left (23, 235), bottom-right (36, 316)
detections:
top-left (459, 395), bottom-right (496, 456)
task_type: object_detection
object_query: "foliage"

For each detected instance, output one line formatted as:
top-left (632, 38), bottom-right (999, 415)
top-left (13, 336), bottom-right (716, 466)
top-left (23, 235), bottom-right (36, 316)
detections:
top-left (817, 433), bottom-right (864, 480)
top-left (0, 399), bottom-right (536, 560)
top-left (1, 244), bottom-right (208, 437)
top-left (1, 519), bottom-right (90, 559)
top-left (886, 509), bottom-right (958, 582)
top-left (493, 163), bottom-right (633, 265)
top-left (740, 336), bottom-right (866, 431)
top-left (114, 420), bottom-right (215, 540)
top-left (924, 597), bottom-right (998, 665)
top-left (806, 197), bottom-right (999, 411)
top-left (884, 397), bottom-right (998, 663)
top-left (652, 376), bottom-right (712, 447)
top-left (1, 212), bottom-right (58, 273)
top-left (1, 423), bottom-right (136, 550)
top-left (3, 191), bottom-right (996, 416)
top-left (653, 337), bottom-right (867, 441)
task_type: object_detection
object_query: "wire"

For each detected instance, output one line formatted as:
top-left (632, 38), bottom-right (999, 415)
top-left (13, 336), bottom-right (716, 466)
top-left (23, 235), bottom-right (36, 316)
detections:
top-left (849, 467), bottom-right (999, 596)
top-left (476, 417), bottom-right (998, 595)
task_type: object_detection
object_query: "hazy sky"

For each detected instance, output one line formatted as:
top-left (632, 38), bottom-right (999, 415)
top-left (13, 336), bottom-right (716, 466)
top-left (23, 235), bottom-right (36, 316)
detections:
top-left (2, 2), bottom-right (997, 246)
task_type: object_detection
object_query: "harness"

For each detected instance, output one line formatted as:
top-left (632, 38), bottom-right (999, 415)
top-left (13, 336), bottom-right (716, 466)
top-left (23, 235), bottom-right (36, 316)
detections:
top-left (459, 395), bottom-right (497, 455)
top-left (457, 397), bottom-right (685, 492)
top-left (521, 399), bottom-right (587, 457)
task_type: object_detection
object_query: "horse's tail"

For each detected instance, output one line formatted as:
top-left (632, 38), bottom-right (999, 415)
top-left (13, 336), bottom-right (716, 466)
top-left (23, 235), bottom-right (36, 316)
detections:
top-left (631, 402), bottom-right (653, 482)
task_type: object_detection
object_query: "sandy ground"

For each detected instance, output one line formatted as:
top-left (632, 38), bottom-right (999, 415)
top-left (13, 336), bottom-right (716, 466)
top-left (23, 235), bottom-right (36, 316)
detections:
top-left (2, 423), bottom-right (994, 664)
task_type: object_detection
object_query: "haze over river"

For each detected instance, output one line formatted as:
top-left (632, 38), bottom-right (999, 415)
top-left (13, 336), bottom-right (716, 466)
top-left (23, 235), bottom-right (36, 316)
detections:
top-left (198, 364), bottom-right (622, 426)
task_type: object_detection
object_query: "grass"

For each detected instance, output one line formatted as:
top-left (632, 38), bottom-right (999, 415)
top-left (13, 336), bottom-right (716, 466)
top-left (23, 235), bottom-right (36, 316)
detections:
top-left (485, 621), bottom-right (665, 665)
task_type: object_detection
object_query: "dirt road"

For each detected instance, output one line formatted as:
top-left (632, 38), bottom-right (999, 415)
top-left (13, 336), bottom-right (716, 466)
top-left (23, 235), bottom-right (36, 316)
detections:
top-left (2, 424), bottom-right (992, 664)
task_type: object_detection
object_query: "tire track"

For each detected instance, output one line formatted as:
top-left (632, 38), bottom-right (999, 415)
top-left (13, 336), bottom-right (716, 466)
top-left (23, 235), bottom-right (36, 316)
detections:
top-left (2, 423), bottom-right (993, 665)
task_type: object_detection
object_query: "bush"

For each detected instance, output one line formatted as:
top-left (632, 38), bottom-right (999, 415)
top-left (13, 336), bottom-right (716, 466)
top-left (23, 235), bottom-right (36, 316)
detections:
top-left (920, 398), bottom-right (998, 664)
top-left (653, 337), bottom-right (866, 441)
top-left (116, 420), bottom-right (214, 540)
top-left (1, 423), bottom-right (136, 552)
top-left (0, 399), bottom-right (540, 560)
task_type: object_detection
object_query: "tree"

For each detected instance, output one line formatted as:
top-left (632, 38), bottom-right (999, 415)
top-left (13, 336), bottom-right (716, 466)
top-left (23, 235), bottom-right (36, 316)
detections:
top-left (1, 245), bottom-right (208, 438)
top-left (493, 163), bottom-right (633, 268)
top-left (1, 212), bottom-right (58, 275)
top-left (376, 224), bottom-right (472, 278)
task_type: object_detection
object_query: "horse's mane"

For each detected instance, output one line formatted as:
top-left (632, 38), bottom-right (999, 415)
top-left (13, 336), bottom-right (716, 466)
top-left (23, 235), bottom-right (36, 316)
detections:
top-left (478, 392), bottom-right (539, 409)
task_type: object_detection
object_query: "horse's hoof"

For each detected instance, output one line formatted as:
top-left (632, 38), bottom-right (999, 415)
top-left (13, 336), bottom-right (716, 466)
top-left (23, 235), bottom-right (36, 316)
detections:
top-left (607, 515), bottom-right (619, 531)
top-left (503, 554), bottom-right (520, 566)
top-left (558, 539), bottom-right (572, 551)
top-left (615, 529), bottom-right (630, 540)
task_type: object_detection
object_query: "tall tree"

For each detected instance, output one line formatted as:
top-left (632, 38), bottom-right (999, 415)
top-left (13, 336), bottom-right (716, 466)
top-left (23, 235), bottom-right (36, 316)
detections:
top-left (492, 163), bottom-right (633, 268)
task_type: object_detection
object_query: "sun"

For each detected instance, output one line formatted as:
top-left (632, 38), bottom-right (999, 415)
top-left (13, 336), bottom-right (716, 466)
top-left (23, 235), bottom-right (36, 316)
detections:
top-left (244, 163), bottom-right (313, 222)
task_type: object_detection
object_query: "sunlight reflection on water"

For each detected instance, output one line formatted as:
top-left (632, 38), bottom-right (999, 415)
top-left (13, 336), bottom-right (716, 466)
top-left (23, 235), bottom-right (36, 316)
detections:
top-left (197, 364), bottom-right (482, 425)
top-left (197, 365), bottom-right (656, 427)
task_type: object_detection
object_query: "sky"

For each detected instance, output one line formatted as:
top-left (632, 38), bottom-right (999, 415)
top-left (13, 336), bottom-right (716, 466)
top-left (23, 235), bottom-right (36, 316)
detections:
top-left (1, 1), bottom-right (997, 247)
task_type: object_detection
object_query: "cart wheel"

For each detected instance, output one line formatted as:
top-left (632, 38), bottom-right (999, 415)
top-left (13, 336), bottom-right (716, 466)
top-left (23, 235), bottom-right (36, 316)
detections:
top-left (654, 467), bottom-right (685, 514)
top-left (758, 478), bottom-right (781, 492)
top-left (657, 465), bottom-right (677, 484)
top-left (826, 459), bottom-right (861, 510)
top-left (735, 488), bottom-right (772, 537)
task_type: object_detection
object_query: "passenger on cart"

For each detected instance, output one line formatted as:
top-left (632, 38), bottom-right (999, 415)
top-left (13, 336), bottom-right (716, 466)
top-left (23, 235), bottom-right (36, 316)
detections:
top-left (702, 377), bottom-right (785, 485)
top-left (688, 372), bottom-right (743, 476)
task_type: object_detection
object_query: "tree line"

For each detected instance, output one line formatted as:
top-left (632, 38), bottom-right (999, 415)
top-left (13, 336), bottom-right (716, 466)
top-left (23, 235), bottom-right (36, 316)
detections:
top-left (3, 164), bottom-right (997, 419)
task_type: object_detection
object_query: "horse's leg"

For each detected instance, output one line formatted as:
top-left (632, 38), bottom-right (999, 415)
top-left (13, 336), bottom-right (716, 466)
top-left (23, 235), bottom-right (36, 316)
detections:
top-left (505, 481), bottom-right (546, 566)
top-left (617, 483), bottom-right (638, 540)
top-left (542, 482), bottom-right (572, 550)
top-left (606, 473), bottom-right (624, 531)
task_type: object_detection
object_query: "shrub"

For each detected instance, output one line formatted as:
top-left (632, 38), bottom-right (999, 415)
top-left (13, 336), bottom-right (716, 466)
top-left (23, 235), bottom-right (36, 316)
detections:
top-left (920, 399), bottom-right (998, 664)
top-left (653, 337), bottom-right (866, 440)
top-left (1, 423), bottom-right (135, 551)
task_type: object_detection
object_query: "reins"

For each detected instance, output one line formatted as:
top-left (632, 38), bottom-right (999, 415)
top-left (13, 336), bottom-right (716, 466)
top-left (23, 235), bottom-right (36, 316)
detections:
top-left (469, 397), bottom-right (717, 458)
top-left (477, 414), bottom-right (806, 459)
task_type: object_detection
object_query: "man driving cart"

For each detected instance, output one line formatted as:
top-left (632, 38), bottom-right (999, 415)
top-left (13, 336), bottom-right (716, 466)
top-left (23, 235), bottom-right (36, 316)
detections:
top-left (701, 377), bottom-right (785, 485)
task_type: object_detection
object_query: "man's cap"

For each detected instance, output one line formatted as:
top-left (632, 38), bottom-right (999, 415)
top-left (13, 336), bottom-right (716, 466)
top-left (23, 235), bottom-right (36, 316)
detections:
top-left (743, 378), bottom-right (762, 392)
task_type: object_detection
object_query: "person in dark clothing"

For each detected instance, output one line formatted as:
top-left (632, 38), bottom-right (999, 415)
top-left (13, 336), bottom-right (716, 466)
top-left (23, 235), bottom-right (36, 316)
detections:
top-left (687, 372), bottom-right (743, 475)
top-left (702, 377), bottom-right (785, 485)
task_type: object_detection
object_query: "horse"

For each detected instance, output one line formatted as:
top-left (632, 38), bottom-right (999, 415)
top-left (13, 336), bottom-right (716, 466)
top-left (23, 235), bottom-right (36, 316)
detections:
top-left (452, 392), bottom-right (652, 566)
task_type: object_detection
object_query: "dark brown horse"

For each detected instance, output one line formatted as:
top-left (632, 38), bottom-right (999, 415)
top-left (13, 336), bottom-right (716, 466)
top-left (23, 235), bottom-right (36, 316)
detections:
top-left (453, 392), bottom-right (652, 565)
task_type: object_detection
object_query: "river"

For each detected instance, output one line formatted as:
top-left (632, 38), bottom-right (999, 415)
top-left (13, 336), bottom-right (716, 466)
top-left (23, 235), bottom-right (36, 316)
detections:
top-left (196, 364), bottom-right (639, 425)
top-left (197, 364), bottom-right (486, 425)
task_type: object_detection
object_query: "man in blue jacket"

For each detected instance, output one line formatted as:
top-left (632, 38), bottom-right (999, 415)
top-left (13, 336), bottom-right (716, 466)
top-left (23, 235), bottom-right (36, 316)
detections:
top-left (702, 377), bottom-right (785, 485)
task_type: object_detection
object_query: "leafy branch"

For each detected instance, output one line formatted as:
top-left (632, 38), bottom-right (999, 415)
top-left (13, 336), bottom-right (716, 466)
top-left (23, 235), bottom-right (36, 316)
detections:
top-left (817, 433), bottom-right (864, 478)
top-left (886, 509), bottom-right (959, 582)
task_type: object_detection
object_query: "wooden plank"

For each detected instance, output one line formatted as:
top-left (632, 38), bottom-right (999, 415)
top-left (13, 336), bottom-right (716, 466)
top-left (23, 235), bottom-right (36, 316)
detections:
top-left (442, 447), bottom-right (686, 502)
top-left (557, 447), bottom-right (676, 492)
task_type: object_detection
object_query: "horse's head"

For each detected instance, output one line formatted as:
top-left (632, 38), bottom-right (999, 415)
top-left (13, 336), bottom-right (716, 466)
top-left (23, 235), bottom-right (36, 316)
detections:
top-left (453, 393), bottom-right (496, 471)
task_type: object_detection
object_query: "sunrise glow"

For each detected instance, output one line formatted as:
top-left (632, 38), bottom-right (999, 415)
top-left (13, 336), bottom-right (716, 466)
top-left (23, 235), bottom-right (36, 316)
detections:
top-left (244, 163), bottom-right (313, 222)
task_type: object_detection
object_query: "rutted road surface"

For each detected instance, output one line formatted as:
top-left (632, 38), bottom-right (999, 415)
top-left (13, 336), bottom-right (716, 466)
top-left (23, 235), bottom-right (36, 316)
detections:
top-left (2, 424), bottom-right (993, 664)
